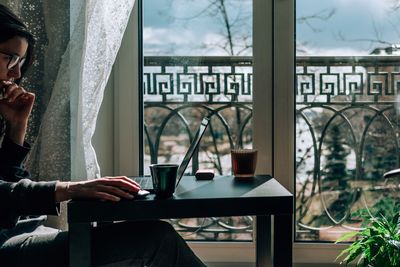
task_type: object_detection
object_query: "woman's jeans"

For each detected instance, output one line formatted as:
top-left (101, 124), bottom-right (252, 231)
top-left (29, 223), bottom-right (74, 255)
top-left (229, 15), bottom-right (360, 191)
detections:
top-left (0, 220), bottom-right (206, 267)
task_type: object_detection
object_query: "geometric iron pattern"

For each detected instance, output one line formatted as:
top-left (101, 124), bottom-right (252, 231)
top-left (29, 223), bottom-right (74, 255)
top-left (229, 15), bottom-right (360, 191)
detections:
top-left (296, 57), bottom-right (400, 104)
top-left (144, 56), bottom-right (253, 103)
top-left (144, 56), bottom-right (400, 104)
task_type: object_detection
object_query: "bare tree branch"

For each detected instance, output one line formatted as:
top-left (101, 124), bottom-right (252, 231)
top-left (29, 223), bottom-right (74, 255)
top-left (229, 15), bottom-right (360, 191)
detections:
top-left (390, 0), bottom-right (400, 11)
top-left (336, 32), bottom-right (394, 48)
top-left (388, 19), bottom-right (400, 38)
top-left (334, 2), bottom-right (399, 50)
top-left (297, 8), bottom-right (336, 33)
top-left (162, 0), bottom-right (252, 56)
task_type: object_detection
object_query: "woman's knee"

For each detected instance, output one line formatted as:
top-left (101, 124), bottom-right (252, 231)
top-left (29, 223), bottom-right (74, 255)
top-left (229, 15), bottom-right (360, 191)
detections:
top-left (151, 221), bottom-right (181, 241)
top-left (153, 220), bottom-right (176, 234)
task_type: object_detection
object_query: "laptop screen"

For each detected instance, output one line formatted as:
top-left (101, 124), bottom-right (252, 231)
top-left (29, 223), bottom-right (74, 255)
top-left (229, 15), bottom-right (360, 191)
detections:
top-left (175, 117), bottom-right (210, 186)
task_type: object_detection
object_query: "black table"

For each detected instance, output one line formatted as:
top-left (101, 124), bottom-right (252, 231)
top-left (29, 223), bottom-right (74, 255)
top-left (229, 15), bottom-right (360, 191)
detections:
top-left (68, 175), bottom-right (293, 267)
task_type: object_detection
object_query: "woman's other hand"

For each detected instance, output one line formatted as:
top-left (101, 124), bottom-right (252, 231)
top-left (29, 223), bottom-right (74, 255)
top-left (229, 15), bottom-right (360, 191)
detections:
top-left (55, 176), bottom-right (141, 203)
top-left (0, 81), bottom-right (35, 145)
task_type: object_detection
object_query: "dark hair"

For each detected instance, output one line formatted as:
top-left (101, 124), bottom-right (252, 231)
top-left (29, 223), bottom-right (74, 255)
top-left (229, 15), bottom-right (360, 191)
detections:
top-left (0, 4), bottom-right (35, 83)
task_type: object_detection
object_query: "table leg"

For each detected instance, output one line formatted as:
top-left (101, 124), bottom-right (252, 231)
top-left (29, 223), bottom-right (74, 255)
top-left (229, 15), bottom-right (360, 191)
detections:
top-left (273, 214), bottom-right (292, 267)
top-left (256, 215), bottom-right (272, 267)
top-left (69, 222), bottom-right (92, 267)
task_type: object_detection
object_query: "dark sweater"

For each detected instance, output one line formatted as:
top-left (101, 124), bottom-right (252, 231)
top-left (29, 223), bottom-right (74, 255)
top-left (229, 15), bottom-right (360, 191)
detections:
top-left (0, 136), bottom-right (59, 233)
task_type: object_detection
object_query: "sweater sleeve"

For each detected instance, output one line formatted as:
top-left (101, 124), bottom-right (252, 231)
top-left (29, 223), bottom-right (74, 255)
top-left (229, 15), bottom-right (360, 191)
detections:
top-left (0, 137), bottom-right (60, 229)
top-left (0, 179), bottom-right (60, 228)
top-left (0, 136), bottom-right (30, 165)
top-left (0, 136), bottom-right (31, 183)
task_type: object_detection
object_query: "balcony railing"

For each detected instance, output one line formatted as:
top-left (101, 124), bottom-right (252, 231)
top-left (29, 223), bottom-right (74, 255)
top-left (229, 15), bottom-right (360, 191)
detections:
top-left (143, 55), bottom-right (400, 241)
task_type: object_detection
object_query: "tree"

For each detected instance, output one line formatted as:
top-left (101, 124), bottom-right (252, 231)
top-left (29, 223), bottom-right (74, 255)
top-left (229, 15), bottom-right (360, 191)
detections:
top-left (322, 124), bottom-right (351, 190)
top-left (164, 0), bottom-right (252, 56)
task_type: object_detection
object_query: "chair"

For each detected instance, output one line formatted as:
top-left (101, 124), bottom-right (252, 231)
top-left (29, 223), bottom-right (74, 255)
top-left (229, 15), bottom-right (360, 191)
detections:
top-left (383, 168), bottom-right (400, 179)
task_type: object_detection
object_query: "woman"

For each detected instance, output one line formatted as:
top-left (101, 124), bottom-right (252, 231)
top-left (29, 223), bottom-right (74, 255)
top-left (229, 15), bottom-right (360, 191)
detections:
top-left (0, 4), bottom-right (205, 267)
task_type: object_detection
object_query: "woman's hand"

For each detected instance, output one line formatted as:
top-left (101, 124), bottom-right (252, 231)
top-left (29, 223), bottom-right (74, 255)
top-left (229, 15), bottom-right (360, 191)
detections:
top-left (55, 176), bottom-right (141, 203)
top-left (0, 81), bottom-right (35, 145)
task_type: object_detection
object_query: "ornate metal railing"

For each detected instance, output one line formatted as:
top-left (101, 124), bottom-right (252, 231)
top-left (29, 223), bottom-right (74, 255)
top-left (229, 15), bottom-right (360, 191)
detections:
top-left (143, 56), bottom-right (253, 178)
top-left (143, 55), bottom-right (400, 241)
top-left (295, 56), bottom-right (400, 241)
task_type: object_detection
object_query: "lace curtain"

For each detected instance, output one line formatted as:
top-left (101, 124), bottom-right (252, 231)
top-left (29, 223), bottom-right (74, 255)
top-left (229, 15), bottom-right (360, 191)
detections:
top-left (69, 0), bottom-right (135, 181)
top-left (2, 0), bottom-right (135, 182)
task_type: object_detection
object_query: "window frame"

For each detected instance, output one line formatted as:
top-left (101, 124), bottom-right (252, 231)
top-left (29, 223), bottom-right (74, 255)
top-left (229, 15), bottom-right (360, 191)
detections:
top-left (93, 0), bottom-right (349, 264)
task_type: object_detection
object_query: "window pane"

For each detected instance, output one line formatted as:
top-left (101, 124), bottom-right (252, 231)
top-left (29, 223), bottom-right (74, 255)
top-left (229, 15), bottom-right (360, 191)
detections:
top-left (296, 0), bottom-right (400, 242)
top-left (143, 0), bottom-right (253, 241)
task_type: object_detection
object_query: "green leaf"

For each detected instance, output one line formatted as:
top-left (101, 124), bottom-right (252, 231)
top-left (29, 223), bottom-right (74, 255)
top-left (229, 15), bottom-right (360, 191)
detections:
top-left (343, 245), bottom-right (363, 264)
top-left (341, 245), bottom-right (364, 264)
top-left (336, 211), bottom-right (400, 267)
top-left (336, 231), bottom-right (359, 243)
top-left (336, 244), bottom-right (358, 261)
top-left (392, 213), bottom-right (399, 226)
top-left (388, 240), bottom-right (400, 250)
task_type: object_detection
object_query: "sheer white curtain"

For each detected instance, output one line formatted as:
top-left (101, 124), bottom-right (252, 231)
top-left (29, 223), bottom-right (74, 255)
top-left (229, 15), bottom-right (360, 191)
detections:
top-left (29, 0), bottom-right (135, 182)
top-left (70, 0), bottom-right (135, 181)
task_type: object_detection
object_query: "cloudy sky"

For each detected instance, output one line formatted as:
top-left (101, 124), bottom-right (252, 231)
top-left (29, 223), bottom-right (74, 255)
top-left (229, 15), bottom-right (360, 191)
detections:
top-left (143, 0), bottom-right (400, 56)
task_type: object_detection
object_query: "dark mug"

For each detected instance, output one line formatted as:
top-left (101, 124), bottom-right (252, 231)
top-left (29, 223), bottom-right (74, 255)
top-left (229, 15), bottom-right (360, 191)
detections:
top-left (150, 164), bottom-right (178, 198)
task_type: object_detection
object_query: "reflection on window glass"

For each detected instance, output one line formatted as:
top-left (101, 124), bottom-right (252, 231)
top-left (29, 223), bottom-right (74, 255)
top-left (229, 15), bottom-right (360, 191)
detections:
top-left (296, 0), bottom-right (400, 242)
top-left (143, 0), bottom-right (253, 241)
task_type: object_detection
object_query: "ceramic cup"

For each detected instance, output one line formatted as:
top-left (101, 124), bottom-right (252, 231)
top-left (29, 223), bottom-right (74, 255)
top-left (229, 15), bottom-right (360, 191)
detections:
top-left (149, 163), bottom-right (179, 198)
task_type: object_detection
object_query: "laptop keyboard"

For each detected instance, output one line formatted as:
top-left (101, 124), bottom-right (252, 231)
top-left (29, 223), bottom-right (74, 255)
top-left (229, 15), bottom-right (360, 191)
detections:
top-left (130, 176), bottom-right (153, 190)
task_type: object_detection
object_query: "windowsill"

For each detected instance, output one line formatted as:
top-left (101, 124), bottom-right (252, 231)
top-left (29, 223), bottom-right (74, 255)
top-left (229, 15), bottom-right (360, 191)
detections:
top-left (189, 242), bottom-right (255, 263)
top-left (189, 241), bottom-right (349, 264)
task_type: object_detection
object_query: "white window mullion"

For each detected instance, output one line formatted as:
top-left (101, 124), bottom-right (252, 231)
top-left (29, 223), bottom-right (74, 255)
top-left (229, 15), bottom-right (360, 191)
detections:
top-left (274, 0), bottom-right (352, 264)
top-left (253, 0), bottom-right (274, 176)
top-left (113, 1), bottom-right (140, 176)
top-left (273, 0), bottom-right (295, 193)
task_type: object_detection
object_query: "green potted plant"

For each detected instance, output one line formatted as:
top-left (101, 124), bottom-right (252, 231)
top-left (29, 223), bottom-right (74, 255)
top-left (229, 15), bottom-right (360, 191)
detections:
top-left (335, 211), bottom-right (400, 266)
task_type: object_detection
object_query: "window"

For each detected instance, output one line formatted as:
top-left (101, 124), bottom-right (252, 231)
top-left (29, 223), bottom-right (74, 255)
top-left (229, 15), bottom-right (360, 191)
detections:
top-left (103, 0), bottom-right (275, 263)
top-left (100, 0), bottom-right (386, 263)
top-left (295, 0), bottom-right (400, 243)
top-left (142, 0), bottom-right (254, 241)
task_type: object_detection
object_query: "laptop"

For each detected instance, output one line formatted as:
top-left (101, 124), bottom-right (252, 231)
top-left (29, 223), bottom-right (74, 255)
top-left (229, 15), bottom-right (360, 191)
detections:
top-left (132, 117), bottom-right (210, 196)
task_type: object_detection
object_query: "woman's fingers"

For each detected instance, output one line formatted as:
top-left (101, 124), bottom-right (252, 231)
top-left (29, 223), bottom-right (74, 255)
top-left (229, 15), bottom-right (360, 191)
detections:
top-left (2, 82), bottom-right (25, 102)
top-left (102, 176), bottom-right (141, 188)
top-left (99, 177), bottom-right (141, 193)
top-left (0, 82), bottom-right (35, 120)
top-left (120, 176), bottom-right (141, 188)
top-left (0, 81), bottom-right (35, 105)
top-left (69, 176), bottom-right (142, 201)
top-left (20, 91), bottom-right (35, 102)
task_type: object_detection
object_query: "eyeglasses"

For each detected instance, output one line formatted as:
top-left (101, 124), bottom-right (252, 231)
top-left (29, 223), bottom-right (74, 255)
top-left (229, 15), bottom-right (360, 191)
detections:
top-left (0, 51), bottom-right (26, 70)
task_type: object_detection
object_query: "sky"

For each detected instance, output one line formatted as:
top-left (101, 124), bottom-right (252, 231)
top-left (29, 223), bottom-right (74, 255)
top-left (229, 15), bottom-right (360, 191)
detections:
top-left (143, 0), bottom-right (400, 56)
top-left (143, 0), bottom-right (252, 56)
top-left (297, 0), bottom-right (400, 55)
